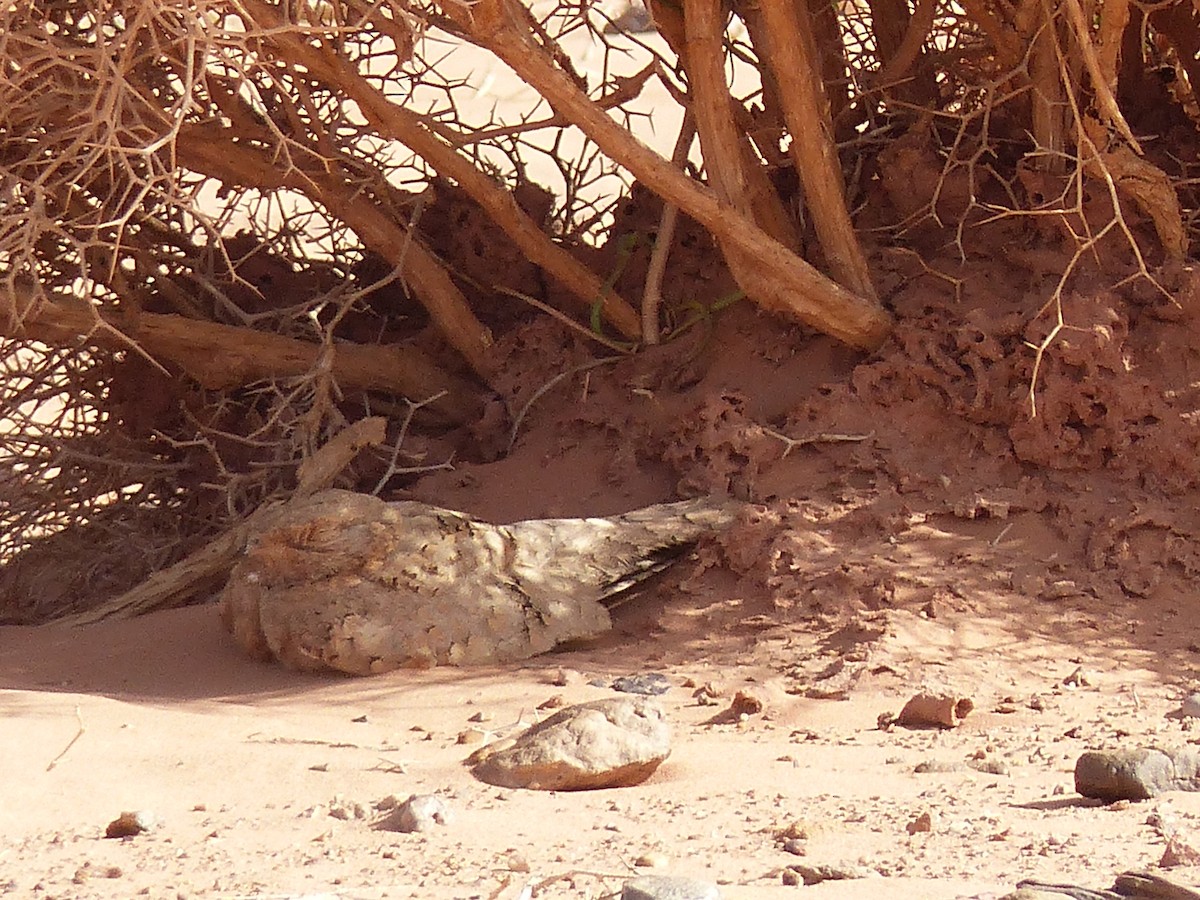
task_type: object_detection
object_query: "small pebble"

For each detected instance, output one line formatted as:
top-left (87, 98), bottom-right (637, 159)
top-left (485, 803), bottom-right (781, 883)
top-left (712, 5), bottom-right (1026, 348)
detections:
top-left (377, 794), bottom-right (453, 833)
top-left (612, 674), bottom-right (671, 696)
top-left (906, 811), bottom-right (933, 834)
top-left (622, 874), bottom-right (722, 899)
top-left (634, 850), bottom-right (669, 868)
top-left (505, 849), bottom-right (531, 873)
top-left (105, 811), bottom-right (155, 839)
top-left (1176, 693), bottom-right (1200, 718)
top-left (782, 837), bottom-right (807, 855)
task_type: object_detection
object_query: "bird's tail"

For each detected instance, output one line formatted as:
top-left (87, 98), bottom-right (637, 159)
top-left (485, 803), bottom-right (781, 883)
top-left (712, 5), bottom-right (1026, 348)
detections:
top-left (504, 497), bottom-right (741, 600)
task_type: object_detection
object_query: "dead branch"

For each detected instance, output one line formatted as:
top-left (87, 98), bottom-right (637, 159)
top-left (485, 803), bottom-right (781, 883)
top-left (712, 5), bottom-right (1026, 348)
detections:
top-left (755, 0), bottom-right (878, 300)
top-left (235, 0), bottom-right (643, 341)
top-left (440, 0), bottom-right (892, 351)
top-left (642, 115), bottom-right (695, 345)
top-left (174, 119), bottom-right (497, 383)
top-left (5, 285), bottom-right (485, 424)
top-left (55, 416), bottom-right (389, 625)
top-left (650, 0), bottom-right (803, 252)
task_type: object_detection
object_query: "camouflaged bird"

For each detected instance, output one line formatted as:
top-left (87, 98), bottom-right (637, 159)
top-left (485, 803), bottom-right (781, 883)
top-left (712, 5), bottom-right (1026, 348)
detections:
top-left (219, 489), bottom-right (740, 675)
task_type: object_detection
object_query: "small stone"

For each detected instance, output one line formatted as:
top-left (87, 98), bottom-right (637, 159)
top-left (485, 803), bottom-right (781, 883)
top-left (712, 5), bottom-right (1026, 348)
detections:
top-left (634, 850), bottom-right (669, 868)
top-left (781, 869), bottom-right (801, 886)
top-left (895, 693), bottom-right (974, 729)
top-left (105, 810), bottom-right (155, 838)
top-left (730, 690), bottom-right (764, 717)
top-left (776, 819), bottom-right (825, 841)
top-left (1075, 747), bottom-right (1200, 801)
top-left (505, 849), bottom-right (531, 872)
top-left (969, 758), bottom-right (1011, 776)
top-left (1173, 694), bottom-right (1200, 719)
top-left (327, 796), bottom-right (367, 820)
top-left (612, 674), bottom-right (672, 696)
top-left (468, 697), bottom-right (671, 791)
top-left (1161, 833), bottom-right (1200, 867)
top-left (622, 874), bottom-right (721, 899)
top-left (1041, 580), bottom-right (1080, 600)
top-left (704, 689), bottom-right (767, 725)
top-left (906, 811), bottom-right (933, 834)
top-left (538, 694), bottom-right (565, 710)
top-left (782, 838), bottom-right (807, 855)
top-left (913, 759), bottom-right (965, 774)
top-left (541, 667), bottom-right (580, 687)
top-left (457, 729), bottom-right (487, 745)
top-left (788, 864), bottom-right (873, 885)
top-left (376, 794), bottom-right (453, 833)
top-left (1061, 666), bottom-right (1092, 688)
top-left (467, 711), bottom-right (490, 723)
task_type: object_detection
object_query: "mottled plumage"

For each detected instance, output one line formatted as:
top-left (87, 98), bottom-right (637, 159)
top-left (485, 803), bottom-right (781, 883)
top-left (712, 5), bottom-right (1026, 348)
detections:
top-left (220, 489), bottom-right (739, 675)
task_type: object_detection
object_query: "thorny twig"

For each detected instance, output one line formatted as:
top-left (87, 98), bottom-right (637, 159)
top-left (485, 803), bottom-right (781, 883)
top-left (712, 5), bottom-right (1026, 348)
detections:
top-left (46, 706), bottom-right (85, 772)
top-left (762, 427), bottom-right (875, 457)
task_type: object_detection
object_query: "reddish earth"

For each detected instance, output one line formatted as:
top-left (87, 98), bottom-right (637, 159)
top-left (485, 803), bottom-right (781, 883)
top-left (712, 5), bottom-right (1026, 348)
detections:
top-left (6, 235), bottom-right (1200, 898)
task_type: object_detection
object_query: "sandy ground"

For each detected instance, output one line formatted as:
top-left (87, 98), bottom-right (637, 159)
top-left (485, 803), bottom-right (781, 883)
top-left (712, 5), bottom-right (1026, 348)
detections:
top-left (7, 9), bottom-right (1200, 900)
top-left (6, 503), bottom-right (1200, 899)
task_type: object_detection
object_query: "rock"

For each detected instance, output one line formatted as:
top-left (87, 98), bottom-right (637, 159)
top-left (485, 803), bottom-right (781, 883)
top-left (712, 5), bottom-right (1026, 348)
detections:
top-left (782, 837), bottom-right (807, 855)
top-left (788, 864), bottom-right (874, 885)
top-left (895, 692), bottom-right (974, 728)
top-left (634, 850), bottom-right (669, 868)
top-left (703, 689), bottom-right (766, 725)
top-left (612, 673), bottom-right (672, 696)
top-left (104, 810), bottom-right (155, 838)
top-left (327, 795), bottom-right (368, 820)
top-left (1075, 748), bottom-right (1200, 801)
top-left (913, 759), bottom-right (966, 774)
top-left (1061, 666), bottom-right (1092, 688)
top-left (1167, 693), bottom-right (1200, 719)
top-left (622, 875), bottom-right (721, 900)
top-left (376, 794), bottom-right (453, 832)
top-left (505, 850), bottom-right (531, 872)
top-left (692, 684), bottom-right (721, 707)
top-left (906, 811), bottom-right (933, 834)
top-left (468, 697), bottom-right (671, 791)
top-left (541, 667), bottom-right (582, 687)
top-left (776, 819), bottom-right (827, 842)
top-left (1017, 872), bottom-right (1200, 899)
top-left (1161, 833), bottom-right (1200, 867)
top-left (219, 490), bottom-right (738, 674)
top-left (1113, 871), bottom-right (1200, 898)
top-left (969, 757), bottom-right (1011, 776)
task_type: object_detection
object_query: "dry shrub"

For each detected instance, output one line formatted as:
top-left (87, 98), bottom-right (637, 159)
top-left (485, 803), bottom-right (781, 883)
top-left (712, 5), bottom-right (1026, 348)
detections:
top-left (1, 0), bottom-right (1197, 621)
